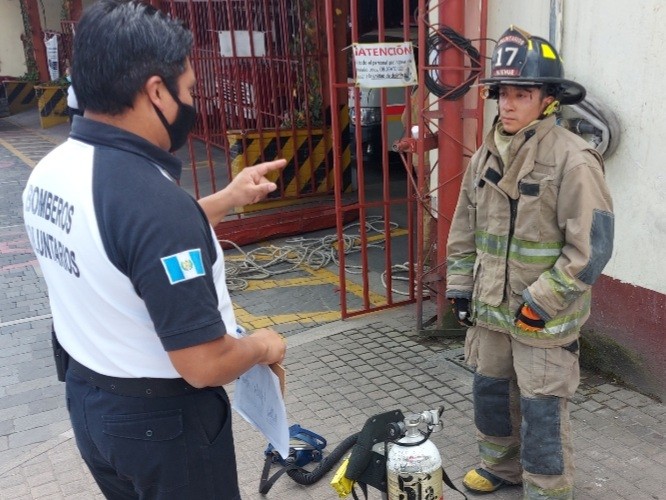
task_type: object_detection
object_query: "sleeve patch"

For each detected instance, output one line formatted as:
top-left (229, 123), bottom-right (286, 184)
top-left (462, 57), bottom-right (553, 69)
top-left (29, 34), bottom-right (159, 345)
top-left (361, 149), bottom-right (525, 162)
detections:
top-left (161, 249), bottom-right (206, 284)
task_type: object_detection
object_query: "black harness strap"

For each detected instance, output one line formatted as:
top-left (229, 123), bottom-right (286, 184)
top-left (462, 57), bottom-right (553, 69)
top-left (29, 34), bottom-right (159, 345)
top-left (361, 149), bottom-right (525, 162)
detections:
top-left (259, 454), bottom-right (306, 495)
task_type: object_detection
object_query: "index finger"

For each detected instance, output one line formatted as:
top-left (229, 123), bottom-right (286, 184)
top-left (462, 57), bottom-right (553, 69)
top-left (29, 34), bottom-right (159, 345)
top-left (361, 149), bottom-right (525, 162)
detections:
top-left (252, 159), bottom-right (287, 176)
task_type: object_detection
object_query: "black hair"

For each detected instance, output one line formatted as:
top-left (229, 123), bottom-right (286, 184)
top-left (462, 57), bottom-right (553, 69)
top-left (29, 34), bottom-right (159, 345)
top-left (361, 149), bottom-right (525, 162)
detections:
top-left (541, 83), bottom-right (562, 100)
top-left (71, 0), bottom-right (193, 115)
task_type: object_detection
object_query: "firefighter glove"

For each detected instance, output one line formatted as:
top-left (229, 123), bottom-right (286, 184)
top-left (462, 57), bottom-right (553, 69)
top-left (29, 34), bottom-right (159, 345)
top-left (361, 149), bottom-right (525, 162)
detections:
top-left (450, 298), bottom-right (473, 327)
top-left (515, 304), bottom-right (545, 332)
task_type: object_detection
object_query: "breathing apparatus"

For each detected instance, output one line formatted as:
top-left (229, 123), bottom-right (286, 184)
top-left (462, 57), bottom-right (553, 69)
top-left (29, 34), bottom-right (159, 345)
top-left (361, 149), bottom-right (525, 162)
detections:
top-left (258, 408), bottom-right (467, 500)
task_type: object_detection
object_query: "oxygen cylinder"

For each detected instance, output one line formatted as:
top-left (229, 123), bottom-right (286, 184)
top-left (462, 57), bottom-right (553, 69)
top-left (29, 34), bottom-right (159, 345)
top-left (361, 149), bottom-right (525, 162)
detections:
top-left (386, 412), bottom-right (443, 500)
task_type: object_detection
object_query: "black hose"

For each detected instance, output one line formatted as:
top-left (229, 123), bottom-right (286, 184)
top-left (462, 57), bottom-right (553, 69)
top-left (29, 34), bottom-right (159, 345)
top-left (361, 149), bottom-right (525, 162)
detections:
top-left (286, 432), bottom-right (360, 485)
top-left (424, 26), bottom-right (481, 100)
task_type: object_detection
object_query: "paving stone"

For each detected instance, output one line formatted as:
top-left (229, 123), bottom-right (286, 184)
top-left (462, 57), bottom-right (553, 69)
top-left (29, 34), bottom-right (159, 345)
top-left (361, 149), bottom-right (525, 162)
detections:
top-left (1, 125), bottom-right (665, 500)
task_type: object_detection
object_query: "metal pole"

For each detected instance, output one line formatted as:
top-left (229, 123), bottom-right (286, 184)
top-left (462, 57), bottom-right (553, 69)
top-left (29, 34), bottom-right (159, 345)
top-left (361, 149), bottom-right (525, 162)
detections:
top-left (436, 0), bottom-right (465, 325)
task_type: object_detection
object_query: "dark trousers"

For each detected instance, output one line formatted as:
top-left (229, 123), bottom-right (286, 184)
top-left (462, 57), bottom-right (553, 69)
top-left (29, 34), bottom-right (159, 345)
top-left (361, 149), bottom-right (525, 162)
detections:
top-left (66, 369), bottom-right (241, 499)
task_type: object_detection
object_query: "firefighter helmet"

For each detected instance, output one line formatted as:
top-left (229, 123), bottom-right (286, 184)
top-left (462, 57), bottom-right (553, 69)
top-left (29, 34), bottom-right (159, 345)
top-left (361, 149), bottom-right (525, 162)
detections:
top-left (481, 26), bottom-right (585, 105)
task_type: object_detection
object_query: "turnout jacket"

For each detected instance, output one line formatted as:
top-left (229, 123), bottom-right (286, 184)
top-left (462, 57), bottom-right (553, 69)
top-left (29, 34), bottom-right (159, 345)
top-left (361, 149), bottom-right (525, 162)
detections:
top-left (446, 115), bottom-right (614, 347)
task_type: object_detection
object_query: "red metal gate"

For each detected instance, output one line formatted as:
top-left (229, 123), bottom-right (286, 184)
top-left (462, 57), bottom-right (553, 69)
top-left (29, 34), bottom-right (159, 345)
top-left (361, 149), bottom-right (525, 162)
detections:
top-left (324, 0), bottom-right (487, 321)
top-left (323, 0), bottom-right (420, 318)
top-left (159, 0), bottom-right (353, 237)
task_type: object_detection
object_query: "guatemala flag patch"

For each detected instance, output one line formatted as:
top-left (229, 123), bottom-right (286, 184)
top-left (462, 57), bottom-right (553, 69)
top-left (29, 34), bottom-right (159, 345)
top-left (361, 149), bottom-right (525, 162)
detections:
top-left (160, 249), bottom-right (205, 284)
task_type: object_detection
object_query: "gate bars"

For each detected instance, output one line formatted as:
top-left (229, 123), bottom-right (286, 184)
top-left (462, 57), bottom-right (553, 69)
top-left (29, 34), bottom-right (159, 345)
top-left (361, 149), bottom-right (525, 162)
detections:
top-left (159, 0), bottom-right (341, 207)
top-left (155, 0), bottom-right (487, 322)
top-left (324, 0), bottom-right (419, 318)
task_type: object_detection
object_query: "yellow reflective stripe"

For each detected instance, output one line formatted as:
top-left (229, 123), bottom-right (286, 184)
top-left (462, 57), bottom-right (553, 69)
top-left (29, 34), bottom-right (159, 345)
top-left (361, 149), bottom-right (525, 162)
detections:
top-left (473, 296), bottom-right (590, 339)
top-left (509, 238), bottom-right (562, 265)
top-left (447, 254), bottom-right (475, 275)
top-left (545, 267), bottom-right (584, 303)
top-left (475, 231), bottom-right (507, 257)
top-left (474, 302), bottom-right (514, 331)
top-left (540, 44), bottom-right (557, 60)
top-left (476, 232), bottom-right (562, 265)
top-left (479, 441), bottom-right (519, 465)
top-left (524, 481), bottom-right (573, 500)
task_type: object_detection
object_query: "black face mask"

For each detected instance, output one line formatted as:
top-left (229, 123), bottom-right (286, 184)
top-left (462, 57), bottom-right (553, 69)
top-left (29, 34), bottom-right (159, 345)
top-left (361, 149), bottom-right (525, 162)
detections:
top-left (153, 87), bottom-right (196, 153)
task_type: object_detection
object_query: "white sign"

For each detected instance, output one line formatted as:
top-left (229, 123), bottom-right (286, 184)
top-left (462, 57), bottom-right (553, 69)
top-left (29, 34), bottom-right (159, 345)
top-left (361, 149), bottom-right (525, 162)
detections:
top-left (218, 31), bottom-right (266, 57)
top-left (352, 42), bottom-right (417, 88)
top-left (45, 34), bottom-right (60, 81)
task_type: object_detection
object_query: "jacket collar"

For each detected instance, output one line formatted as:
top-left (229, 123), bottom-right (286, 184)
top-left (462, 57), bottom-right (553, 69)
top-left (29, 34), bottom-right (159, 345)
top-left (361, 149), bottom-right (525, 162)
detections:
top-left (69, 116), bottom-right (183, 181)
top-left (482, 115), bottom-right (557, 199)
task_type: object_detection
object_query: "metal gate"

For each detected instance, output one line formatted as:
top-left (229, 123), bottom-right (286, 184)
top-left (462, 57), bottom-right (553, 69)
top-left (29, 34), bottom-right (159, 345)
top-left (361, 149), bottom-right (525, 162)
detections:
top-left (156, 0), bottom-right (486, 321)
top-left (323, 0), bottom-right (420, 318)
top-left (324, 0), bottom-right (487, 321)
top-left (159, 0), bottom-right (353, 232)
top-left (411, 0), bottom-right (487, 333)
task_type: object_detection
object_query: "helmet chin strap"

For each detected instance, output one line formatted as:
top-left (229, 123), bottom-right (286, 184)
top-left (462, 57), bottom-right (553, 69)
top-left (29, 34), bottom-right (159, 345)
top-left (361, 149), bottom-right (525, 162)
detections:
top-left (542, 100), bottom-right (560, 117)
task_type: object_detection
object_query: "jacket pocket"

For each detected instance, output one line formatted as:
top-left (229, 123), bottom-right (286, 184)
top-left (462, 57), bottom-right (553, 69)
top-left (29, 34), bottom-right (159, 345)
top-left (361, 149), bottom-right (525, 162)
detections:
top-left (514, 173), bottom-right (556, 242)
top-left (473, 255), bottom-right (505, 307)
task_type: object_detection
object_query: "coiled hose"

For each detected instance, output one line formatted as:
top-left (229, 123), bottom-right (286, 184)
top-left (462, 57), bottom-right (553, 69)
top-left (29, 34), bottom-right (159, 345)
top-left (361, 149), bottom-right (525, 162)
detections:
top-left (424, 26), bottom-right (482, 100)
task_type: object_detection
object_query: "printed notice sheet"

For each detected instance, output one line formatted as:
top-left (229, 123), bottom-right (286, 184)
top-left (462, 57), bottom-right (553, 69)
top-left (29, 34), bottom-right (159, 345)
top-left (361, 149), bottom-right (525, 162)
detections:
top-left (231, 328), bottom-right (289, 458)
top-left (352, 41), bottom-right (418, 88)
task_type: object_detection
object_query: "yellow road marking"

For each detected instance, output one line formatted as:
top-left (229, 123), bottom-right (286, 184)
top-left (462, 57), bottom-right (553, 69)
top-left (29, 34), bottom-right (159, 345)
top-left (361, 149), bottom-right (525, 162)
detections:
top-left (234, 305), bottom-right (341, 329)
top-left (0, 137), bottom-right (36, 168)
top-left (309, 267), bottom-right (388, 306)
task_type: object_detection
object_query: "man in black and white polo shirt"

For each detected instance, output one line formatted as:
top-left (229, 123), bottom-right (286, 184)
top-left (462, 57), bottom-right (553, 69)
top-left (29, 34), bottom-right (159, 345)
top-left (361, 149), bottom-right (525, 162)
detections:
top-left (22, 1), bottom-right (286, 498)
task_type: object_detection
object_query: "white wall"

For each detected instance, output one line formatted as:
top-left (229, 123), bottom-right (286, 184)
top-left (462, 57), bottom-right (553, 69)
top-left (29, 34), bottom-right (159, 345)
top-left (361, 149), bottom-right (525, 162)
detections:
top-left (0, 0), bottom-right (89, 78)
top-left (486, 0), bottom-right (666, 295)
top-left (0, 0), bottom-right (27, 76)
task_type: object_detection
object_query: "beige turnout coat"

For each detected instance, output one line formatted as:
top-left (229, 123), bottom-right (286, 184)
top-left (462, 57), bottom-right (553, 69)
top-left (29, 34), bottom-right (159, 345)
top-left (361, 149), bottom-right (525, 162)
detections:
top-left (446, 115), bottom-right (614, 348)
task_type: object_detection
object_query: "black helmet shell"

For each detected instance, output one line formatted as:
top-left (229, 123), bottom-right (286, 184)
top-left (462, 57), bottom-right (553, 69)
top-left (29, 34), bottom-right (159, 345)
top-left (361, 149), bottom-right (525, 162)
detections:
top-left (481, 26), bottom-right (585, 105)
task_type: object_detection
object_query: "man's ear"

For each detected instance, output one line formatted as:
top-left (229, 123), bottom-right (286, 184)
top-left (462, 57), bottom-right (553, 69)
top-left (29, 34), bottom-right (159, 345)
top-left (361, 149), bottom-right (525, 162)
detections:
top-left (144, 75), bottom-right (165, 109)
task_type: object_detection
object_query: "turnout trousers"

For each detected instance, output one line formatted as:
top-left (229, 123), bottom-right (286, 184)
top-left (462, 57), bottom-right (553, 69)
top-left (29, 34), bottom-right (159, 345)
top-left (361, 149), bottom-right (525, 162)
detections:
top-left (465, 325), bottom-right (580, 499)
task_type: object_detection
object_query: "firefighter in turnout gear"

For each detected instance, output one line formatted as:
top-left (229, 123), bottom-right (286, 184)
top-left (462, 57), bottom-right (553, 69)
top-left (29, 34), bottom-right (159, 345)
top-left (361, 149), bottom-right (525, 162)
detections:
top-left (446, 26), bottom-right (614, 499)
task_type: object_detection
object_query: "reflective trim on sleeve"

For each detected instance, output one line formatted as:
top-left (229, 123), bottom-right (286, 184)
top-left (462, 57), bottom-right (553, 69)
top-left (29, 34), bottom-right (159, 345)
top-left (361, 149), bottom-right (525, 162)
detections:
top-left (544, 266), bottom-right (585, 303)
top-left (447, 253), bottom-right (476, 275)
top-left (475, 230), bottom-right (508, 257)
top-left (473, 296), bottom-right (589, 340)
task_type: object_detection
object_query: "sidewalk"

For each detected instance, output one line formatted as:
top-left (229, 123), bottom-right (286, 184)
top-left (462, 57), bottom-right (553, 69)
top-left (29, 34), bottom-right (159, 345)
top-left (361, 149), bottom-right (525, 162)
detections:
top-left (1, 111), bottom-right (665, 500)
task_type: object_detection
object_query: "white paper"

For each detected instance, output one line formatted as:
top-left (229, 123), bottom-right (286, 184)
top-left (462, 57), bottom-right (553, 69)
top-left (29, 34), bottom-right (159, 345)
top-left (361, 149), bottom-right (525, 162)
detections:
top-left (352, 42), bottom-right (418, 88)
top-left (231, 327), bottom-right (289, 458)
top-left (218, 31), bottom-right (266, 57)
